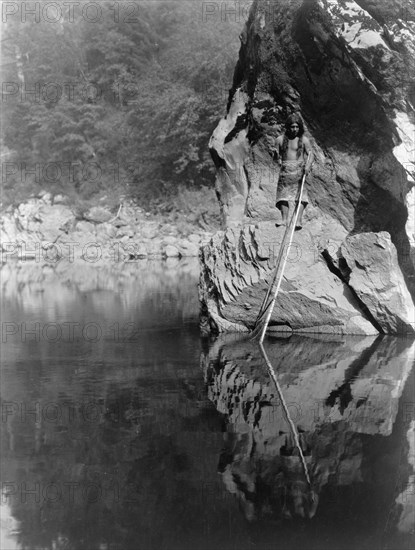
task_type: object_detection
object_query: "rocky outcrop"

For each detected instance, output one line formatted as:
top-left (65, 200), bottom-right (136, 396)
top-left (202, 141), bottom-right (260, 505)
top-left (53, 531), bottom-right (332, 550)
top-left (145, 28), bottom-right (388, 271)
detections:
top-left (200, 0), bottom-right (415, 334)
top-left (0, 193), bottom-right (213, 262)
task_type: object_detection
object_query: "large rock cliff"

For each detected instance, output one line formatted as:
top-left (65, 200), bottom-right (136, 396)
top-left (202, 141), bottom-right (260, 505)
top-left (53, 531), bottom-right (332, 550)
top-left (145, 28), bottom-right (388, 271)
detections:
top-left (199, 0), bottom-right (415, 335)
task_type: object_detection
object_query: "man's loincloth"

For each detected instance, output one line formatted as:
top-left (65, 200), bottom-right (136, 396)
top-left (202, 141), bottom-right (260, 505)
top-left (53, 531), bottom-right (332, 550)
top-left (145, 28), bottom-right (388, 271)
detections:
top-left (276, 160), bottom-right (308, 207)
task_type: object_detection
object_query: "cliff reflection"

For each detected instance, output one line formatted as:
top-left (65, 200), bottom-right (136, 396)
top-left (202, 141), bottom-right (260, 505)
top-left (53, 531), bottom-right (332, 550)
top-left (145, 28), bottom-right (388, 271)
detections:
top-left (202, 334), bottom-right (415, 537)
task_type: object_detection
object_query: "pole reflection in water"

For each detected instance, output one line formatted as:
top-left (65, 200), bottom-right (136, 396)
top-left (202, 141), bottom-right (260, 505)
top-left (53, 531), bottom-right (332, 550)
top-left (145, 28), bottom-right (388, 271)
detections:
top-left (202, 333), bottom-right (415, 548)
top-left (258, 341), bottom-right (317, 518)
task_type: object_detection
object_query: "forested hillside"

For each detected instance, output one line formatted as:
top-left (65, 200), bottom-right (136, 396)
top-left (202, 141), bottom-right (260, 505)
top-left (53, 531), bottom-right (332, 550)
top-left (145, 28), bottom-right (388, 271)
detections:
top-left (2, 1), bottom-right (249, 212)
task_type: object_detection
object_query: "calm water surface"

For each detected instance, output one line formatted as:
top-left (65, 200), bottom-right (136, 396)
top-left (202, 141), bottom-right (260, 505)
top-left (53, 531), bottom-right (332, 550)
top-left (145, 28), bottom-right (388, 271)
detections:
top-left (1, 259), bottom-right (414, 550)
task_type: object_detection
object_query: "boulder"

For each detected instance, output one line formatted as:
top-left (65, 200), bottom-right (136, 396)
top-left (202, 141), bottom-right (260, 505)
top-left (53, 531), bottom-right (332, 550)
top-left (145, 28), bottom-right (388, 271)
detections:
top-left (36, 204), bottom-right (75, 242)
top-left (16, 199), bottom-right (43, 230)
top-left (53, 194), bottom-right (68, 205)
top-left (1, 200), bottom-right (75, 252)
top-left (75, 220), bottom-right (96, 234)
top-left (141, 222), bottom-right (159, 239)
top-left (84, 206), bottom-right (112, 224)
top-left (95, 222), bottom-right (117, 240)
top-left (1, 216), bottom-right (21, 244)
top-left (188, 233), bottom-right (202, 244)
top-left (161, 224), bottom-right (178, 235)
top-left (60, 224), bottom-right (97, 260)
top-left (116, 227), bottom-right (128, 238)
top-left (199, 0), bottom-right (415, 335)
top-left (120, 227), bottom-right (135, 239)
top-left (113, 217), bottom-right (129, 228)
top-left (40, 192), bottom-right (52, 204)
top-left (164, 244), bottom-right (180, 258)
top-left (339, 232), bottom-right (415, 334)
top-left (134, 243), bottom-right (148, 257)
top-left (162, 235), bottom-right (179, 246)
top-left (177, 239), bottom-right (199, 257)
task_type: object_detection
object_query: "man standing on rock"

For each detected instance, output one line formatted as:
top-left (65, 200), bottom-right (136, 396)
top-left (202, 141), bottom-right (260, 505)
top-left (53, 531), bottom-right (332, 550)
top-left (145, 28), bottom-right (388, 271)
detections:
top-left (274, 113), bottom-right (313, 230)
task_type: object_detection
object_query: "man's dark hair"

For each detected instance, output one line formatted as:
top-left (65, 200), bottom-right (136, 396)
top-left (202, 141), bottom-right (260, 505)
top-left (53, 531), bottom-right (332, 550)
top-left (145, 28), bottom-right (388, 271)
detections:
top-left (284, 113), bottom-right (304, 136)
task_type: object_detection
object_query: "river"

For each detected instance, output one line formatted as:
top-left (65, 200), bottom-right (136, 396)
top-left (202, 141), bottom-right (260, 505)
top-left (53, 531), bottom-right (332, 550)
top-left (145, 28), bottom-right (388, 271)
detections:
top-left (1, 259), bottom-right (414, 550)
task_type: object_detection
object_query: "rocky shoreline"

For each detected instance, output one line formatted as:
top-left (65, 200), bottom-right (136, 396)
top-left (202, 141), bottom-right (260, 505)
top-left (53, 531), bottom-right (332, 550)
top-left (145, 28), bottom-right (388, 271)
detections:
top-left (0, 191), bottom-right (214, 264)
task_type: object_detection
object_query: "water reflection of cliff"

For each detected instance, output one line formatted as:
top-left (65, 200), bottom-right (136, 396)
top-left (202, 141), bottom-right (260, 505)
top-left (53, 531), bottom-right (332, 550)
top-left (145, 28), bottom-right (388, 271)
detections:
top-left (201, 334), bottom-right (415, 544)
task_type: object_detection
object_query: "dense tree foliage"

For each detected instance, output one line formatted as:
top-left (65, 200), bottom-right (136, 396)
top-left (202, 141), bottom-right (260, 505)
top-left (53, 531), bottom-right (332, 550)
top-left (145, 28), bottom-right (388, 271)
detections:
top-left (2, 1), bottom-right (248, 208)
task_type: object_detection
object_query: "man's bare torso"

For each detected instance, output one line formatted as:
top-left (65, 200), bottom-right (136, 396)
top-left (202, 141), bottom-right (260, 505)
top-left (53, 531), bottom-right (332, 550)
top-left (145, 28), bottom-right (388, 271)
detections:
top-left (275, 135), bottom-right (310, 162)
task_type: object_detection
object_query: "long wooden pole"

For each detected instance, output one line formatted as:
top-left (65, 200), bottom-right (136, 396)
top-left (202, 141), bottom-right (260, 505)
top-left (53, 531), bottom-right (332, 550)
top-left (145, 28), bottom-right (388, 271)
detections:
top-left (252, 208), bottom-right (294, 325)
top-left (250, 223), bottom-right (294, 339)
top-left (251, 172), bottom-right (306, 343)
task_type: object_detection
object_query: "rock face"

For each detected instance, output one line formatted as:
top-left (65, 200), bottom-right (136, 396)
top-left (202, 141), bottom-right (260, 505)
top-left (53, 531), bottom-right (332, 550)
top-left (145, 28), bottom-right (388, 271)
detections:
top-left (200, 0), bottom-right (415, 334)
